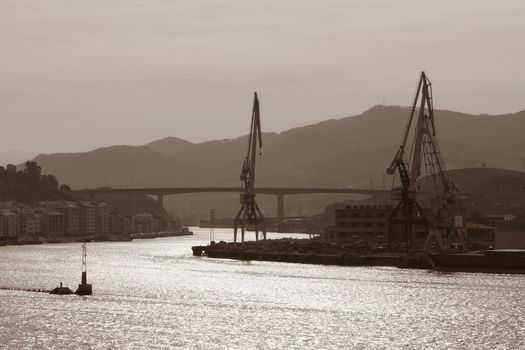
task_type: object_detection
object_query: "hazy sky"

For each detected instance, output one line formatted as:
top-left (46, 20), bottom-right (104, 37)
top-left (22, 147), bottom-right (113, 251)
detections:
top-left (1, 1), bottom-right (524, 153)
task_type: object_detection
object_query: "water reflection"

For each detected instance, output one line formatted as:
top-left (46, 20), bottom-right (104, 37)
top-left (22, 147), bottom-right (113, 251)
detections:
top-left (1, 228), bottom-right (524, 349)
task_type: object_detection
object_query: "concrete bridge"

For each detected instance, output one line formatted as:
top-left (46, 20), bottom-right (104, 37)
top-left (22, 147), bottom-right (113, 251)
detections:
top-left (73, 187), bottom-right (389, 228)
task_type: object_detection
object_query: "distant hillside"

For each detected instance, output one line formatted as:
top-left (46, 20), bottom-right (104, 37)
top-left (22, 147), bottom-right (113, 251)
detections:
top-left (0, 171), bottom-right (75, 203)
top-left (444, 168), bottom-right (525, 214)
top-left (76, 190), bottom-right (168, 217)
top-left (34, 145), bottom-right (206, 189)
top-left (145, 137), bottom-right (194, 158)
top-left (0, 150), bottom-right (37, 166)
top-left (152, 105), bottom-right (525, 187)
top-left (407, 167), bottom-right (525, 217)
top-left (32, 105), bottom-right (525, 218)
top-left (0, 167), bottom-right (168, 217)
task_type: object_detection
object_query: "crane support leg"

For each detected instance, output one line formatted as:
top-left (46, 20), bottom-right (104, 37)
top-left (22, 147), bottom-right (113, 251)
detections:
top-left (255, 204), bottom-right (266, 240)
top-left (233, 206), bottom-right (244, 243)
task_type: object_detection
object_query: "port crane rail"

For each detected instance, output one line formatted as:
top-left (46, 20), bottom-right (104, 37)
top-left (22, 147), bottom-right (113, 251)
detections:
top-left (233, 92), bottom-right (266, 242)
top-left (387, 72), bottom-right (465, 251)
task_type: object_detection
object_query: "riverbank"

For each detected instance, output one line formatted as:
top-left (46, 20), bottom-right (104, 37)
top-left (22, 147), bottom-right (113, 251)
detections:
top-left (0, 235), bottom-right (131, 246)
top-left (0, 229), bottom-right (193, 246)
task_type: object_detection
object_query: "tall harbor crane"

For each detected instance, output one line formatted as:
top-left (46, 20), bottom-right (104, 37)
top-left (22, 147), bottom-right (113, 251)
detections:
top-left (233, 92), bottom-right (266, 243)
top-left (386, 72), bottom-right (465, 251)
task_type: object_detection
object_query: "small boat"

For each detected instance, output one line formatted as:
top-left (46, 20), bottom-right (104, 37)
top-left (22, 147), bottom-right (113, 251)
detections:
top-left (49, 282), bottom-right (74, 295)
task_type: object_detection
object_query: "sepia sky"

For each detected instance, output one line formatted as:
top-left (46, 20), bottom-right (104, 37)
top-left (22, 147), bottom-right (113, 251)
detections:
top-left (1, 0), bottom-right (525, 153)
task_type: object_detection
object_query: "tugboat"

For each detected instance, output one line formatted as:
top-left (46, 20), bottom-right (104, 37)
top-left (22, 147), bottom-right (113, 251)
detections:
top-left (74, 242), bottom-right (92, 296)
top-left (49, 282), bottom-right (74, 295)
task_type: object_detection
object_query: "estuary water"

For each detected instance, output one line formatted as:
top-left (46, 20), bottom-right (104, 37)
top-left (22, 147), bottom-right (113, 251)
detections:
top-left (1, 228), bottom-right (524, 349)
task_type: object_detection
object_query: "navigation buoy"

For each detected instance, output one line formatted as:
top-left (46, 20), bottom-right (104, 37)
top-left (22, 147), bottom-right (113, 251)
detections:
top-left (75, 242), bottom-right (92, 296)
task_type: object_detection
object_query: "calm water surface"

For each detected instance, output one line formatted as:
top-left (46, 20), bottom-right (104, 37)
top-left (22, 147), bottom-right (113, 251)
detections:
top-left (1, 228), bottom-right (525, 349)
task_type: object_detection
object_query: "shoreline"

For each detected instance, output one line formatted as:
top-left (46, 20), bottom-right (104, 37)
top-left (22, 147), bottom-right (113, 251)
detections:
top-left (0, 230), bottom-right (193, 247)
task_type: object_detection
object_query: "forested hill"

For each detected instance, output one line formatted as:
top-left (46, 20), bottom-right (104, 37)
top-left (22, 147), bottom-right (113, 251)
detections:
top-left (0, 162), bottom-right (166, 216)
top-left (0, 162), bottom-right (74, 203)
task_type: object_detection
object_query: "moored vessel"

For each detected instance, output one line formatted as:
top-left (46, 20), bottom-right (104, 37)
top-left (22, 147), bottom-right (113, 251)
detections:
top-left (428, 249), bottom-right (525, 274)
top-left (49, 282), bottom-right (74, 295)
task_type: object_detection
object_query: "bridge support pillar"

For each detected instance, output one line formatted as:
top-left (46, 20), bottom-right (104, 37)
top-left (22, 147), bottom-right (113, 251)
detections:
top-left (156, 195), bottom-right (171, 230)
top-left (277, 194), bottom-right (284, 233)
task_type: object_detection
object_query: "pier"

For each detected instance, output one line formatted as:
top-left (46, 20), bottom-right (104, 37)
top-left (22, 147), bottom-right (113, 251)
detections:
top-left (0, 286), bottom-right (50, 293)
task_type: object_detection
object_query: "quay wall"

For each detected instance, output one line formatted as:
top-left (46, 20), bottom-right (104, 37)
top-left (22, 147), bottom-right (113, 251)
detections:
top-left (193, 244), bottom-right (525, 273)
top-left (194, 246), bottom-right (430, 269)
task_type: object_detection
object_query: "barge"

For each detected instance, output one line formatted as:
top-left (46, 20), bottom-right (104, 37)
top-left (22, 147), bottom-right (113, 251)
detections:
top-left (192, 242), bottom-right (429, 269)
top-left (193, 240), bottom-right (525, 274)
top-left (428, 249), bottom-right (525, 274)
top-left (131, 229), bottom-right (193, 240)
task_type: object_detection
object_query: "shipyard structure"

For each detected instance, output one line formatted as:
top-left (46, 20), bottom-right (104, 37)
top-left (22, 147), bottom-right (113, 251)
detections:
top-left (325, 203), bottom-right (525, 251)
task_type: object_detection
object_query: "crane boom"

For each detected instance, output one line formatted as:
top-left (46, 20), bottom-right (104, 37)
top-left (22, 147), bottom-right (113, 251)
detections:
top-left (387, 74), bottom-right (423, 175)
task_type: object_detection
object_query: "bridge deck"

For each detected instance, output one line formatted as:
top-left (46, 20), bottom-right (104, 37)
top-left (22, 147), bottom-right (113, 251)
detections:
top-left (72, 187), bottom-right (390, 196)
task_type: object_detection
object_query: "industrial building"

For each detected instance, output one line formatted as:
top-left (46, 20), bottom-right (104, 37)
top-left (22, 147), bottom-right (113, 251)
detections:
top-left (465, 223), bottom-right (494, 250)
top-left (326, 204), bottom-right (392, 243)
top-left (495, 215), bottom-right (525, 249)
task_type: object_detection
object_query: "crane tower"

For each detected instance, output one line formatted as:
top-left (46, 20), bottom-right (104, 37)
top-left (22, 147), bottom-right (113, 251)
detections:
top-left (386, 72), bottom-right (465, 251)
top-left (233, 92), bottom-right (266, 243)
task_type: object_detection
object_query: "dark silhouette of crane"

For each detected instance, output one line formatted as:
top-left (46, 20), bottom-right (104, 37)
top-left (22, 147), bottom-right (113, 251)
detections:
top-left (233, 92), bottom-right (266, 243)
top-left (387, 72), bottom-right (465, 251)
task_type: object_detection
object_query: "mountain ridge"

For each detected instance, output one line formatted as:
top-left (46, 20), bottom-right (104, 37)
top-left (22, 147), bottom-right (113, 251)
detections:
top-left (33, 105), bottom-right (525, 188)
top-left (29, 105), bottom-right (525, 218)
